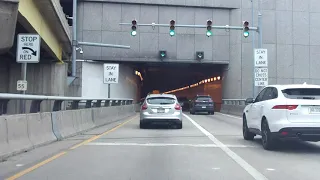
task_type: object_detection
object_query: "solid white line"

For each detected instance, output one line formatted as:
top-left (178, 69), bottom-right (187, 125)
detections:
top-left (85, 142), bottom-right (256, 148)
top-left (183, 114), bottom-right (268, 180)
top-left (217, 112), bottom-right (242, 119)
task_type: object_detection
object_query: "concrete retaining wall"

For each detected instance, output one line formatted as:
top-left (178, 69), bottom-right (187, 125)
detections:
top-left (220, 104), bottom-right (246, 117)
top-left (0, 104), bottom-right (135, 161)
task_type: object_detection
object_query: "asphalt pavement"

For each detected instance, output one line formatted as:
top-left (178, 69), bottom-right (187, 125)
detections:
top-left (2, 112), bottom-right (320, 180)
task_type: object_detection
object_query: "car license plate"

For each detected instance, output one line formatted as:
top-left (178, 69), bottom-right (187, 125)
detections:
top-left (309, 107), bottom-right (320, 114)
top-left (157, 108), bottom-right (165, 113)
top-left (202, 106), bottom-right (206, 108)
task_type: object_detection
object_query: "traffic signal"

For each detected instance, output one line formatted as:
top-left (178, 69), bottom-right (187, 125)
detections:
top-left (206, 20), bottom-right (212, 37)
top-left (131, 19), bottom-right (137, 36)
top-left (159, 50), bottom-right (166, 60)
top-left (169, 20), bottom-right (175, 36)
top-left (196, 51), bottom-right (204, 60)
top-left (243, 21), bottom-right (249, 38)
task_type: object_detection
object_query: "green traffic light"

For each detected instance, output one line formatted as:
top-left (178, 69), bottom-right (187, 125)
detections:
top-left (206, 31), bottom-right (212, 37)
top-left (243, 31), bottom-right (249, 38)
top-left (131, 31), bottom-right (137, 36)
top-left (169, 30), bottom-right (175, 36)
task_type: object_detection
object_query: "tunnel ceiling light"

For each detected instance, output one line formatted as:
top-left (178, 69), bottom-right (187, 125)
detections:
top-left (214, 77), bottom-right (217, 81)
top-left (217, 76), bottom-right (221, 80)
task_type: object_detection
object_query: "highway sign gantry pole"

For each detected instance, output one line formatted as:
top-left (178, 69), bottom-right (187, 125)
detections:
top-left (119, 22), bottom-right (259, 32)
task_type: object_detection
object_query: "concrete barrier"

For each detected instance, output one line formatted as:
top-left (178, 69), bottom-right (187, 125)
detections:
top-left (220, 104), bottom-right (246, 117)
top-left (1, 104), bottom-right (136, 160)
top-left (27, 112), bottom-right (57, 148)
top-left (0, 116), bottom-right (9, 160)
top-left (6, 114), bottom-right (32, 157)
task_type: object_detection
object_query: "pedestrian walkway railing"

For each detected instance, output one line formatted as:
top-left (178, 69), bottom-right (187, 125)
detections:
top-left (222, 99), bottom-right (246, 106)
top-left (0, 93), bottom-right (134, 115)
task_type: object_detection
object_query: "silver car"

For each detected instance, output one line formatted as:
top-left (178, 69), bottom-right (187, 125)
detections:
top-left (140, 94), bottom-right (183, 129)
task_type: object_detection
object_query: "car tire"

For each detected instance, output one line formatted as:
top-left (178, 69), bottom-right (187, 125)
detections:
top-left (210, 111), bottom-right (215, 115)
top-left (243, 115), bottom-right (255, 140)
top-left (261, 120), bottom-right (275, 150)
top-left (177, 123), bottom-right (182, 129)
top-left (190, 109), bottom-right (195, 114)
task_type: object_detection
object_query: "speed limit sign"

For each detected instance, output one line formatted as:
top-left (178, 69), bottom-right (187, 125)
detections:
top-left (17, 80), bottom-right (27, 91)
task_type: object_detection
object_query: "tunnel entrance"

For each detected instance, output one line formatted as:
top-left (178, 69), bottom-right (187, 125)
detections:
top-left (132, 62), bottom-right (226, 112)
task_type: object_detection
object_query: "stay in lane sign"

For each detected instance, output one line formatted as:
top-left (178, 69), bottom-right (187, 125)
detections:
top-left (254, 48), bottom-right (268, 67)
top-left (103, 63), bottom-right (119, 84)
top-left (16, 34), bottom-right (41, 63)
top-left (254, 67), bottom-right (268, 87)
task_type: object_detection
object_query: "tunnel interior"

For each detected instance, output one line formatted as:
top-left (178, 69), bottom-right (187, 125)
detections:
top-left (131, 62), bottom-right (226, 110)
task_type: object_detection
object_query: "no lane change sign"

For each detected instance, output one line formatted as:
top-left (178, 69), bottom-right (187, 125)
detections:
top-left (16, 34), bottom-right (41, 63)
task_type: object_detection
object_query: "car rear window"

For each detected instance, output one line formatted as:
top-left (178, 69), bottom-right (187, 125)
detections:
top-left (196, 96), bottom-right (212, 101)
top-left (147, 97), bottom-right (176, 104)
top-left (282, 88), bottom-right (320, 100)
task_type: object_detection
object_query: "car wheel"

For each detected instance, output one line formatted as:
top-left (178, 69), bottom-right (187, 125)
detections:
top-left (261, 120), bottom-right (275, 150)
top-left (243, 115), bottom-right (255, 140)
top-left (177, 123), bottom-right (182, 129)
top-left (190, 109), bottom-right (195, 114)
top-left (210, 111), bottom-right (215, 115)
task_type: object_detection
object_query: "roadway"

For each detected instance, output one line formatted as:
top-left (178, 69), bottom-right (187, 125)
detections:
top-left (1, 113), bottom-right (320, 180)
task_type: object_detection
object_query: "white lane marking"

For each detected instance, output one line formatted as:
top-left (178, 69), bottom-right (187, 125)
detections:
top-left (266, 168), bottom-right (275, 171)
top-left (16, 164), bottom-right (24, 167)
top-left (85, 142), bottom-right (256, 148)
top-left (217, 112), bottom-right (242, 120)
top-left (183, 114), bottom-right (268, 180)
top-left (212, 167), bottom-right (221, 170)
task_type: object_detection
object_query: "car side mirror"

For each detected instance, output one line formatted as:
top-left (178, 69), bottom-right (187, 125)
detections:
top-left (245, 98), bottom-right (254, 105)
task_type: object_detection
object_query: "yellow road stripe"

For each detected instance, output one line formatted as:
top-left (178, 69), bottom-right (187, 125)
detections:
top-left (69, 115), bottom-right (137, 150)
top-left (6, 151), bottom-right (67, 180)
top-left (5, 115), bottom-right (137, 180)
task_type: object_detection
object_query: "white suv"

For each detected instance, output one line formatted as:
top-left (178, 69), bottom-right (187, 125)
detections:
top-left (242, 83), bottom-right (320, 150)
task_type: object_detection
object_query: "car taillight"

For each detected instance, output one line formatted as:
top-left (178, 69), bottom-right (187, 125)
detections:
top-left (141, 103), bottom-right (148, 110)
top-left (175, 103), bottom-right (181, 110)
top-left (272, 105), bottom-right (298, 110)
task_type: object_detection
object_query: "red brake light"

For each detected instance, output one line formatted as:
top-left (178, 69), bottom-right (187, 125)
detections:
top-left (272, 105), bottom-right (298, 110)
top-left (141, 103), bottom-right (148, 110)
top-left (175, 103), bottom-right (181, 110)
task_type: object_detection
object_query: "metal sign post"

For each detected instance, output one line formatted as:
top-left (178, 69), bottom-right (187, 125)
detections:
top-left (103, 63), bottom-right (120, 98)
top-left (16, 33), bottom-right (41, 113)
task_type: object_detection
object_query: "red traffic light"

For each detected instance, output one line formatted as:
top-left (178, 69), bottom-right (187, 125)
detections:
top-left (243, 21), bottom-right (249, 27)
top-left (132, 19), bottom-right (137, 25)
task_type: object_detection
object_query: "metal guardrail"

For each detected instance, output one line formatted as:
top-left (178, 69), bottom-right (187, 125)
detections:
top-left (222, 99), bottom-right (246, 106)
top-left (0, 93), bottom-right (134, 115)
